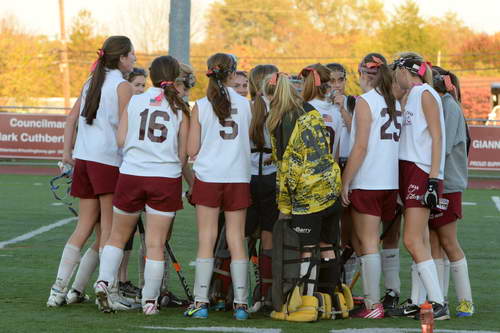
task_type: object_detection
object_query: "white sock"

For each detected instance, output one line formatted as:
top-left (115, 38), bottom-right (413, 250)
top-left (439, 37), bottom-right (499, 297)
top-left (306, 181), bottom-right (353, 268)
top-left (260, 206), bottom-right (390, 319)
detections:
top-left (194, 258), bottom-right (214, 303)
top-left (360, 253), bottom-right (381, 308)
top-left (138, 245), bottom-right (146, 288)
top-left (411, 261), bottom-right (427, 305)
top-left (231, 260), bottom-right (249, 305)
top-left (344, 253), bottom-right (358, 286)
top-left (118, 250), bottom-right (131, 282)
top-left (162, 247), bottom-right (171, 291)
top-left (142, 259), bottom-right (164, 301)
top-left (72, 247), bottom-right (99, 292)
top-left (417, 259), bottom-right (444, 304)
top-left (450, 257), bottom-right (472, 302)
top-left (434, 258), bottom-right (445, 297)
top-left (300, 261), bottom-right (317, 296)
top-left (97, 245), bottom-right (123, 286)
top-left (443, 256), bottom-right (450, 301)
top-left (55, 244), bottom-right (81, 289)
top-left (381, 248), bottom-right (400, 294)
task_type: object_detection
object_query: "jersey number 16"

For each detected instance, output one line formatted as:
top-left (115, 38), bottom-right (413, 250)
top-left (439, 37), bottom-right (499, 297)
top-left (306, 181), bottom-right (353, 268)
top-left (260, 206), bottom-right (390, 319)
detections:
top-left (139, 108), bottom-right (169, 143)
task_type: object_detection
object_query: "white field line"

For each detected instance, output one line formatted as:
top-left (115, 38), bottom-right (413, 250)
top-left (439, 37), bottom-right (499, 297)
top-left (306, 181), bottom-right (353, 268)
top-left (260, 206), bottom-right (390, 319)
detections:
top-left (140, 327), bottom-right (281, 333)
top-left (491, 196), bottom-right (500, 212)
top-left (0, 217), bottom-right (77, 249)
top-left (330, 329), bottom-right (499, 333)
top-left (462, 201), bottom-right (477, 206)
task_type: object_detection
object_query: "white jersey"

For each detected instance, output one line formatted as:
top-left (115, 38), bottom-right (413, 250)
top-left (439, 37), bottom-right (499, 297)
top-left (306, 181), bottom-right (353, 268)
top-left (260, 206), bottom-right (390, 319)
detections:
top-left (308, 98), bottom-right (343, 158)
top-left (349, 89), bottom-right (402, 190)
top-left (339, 97), bottom-right (353, 159)
top-left (119, 87), bottom-right (183, 178)
top-left (73, 69), bottom-right (126, 166)
top-left (193, 87), bottom-right (252, 183)
top-left (399, 83), bottom-right (446, 179)
top-left (250, 96), bottom-right (276, 176)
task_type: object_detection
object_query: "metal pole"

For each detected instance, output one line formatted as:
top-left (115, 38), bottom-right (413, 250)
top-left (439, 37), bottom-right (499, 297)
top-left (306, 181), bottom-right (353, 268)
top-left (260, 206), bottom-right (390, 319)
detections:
top-left (168, 0), bottom-right (191, 64)
top-left (58, 0), bottom-right (71, 112)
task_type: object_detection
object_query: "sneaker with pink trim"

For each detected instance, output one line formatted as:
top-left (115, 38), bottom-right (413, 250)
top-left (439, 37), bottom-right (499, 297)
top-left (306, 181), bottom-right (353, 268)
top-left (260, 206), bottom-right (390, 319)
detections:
top-left (351, 303), bottom-right (384, 319)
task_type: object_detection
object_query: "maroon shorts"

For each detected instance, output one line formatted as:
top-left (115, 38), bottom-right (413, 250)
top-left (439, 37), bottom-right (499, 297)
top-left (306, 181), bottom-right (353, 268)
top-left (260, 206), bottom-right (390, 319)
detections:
top-left (70, 159), bottom-right (119, 198)
top-left (112, 174), bottom-right (183, 213)
top-left (350, 189), bottom-right (398, 222)
top-left (191, 177), bottom-right (251, 211)
top-left (429, 192), bottom-right (462, 229)
top-left (399, 160), bottom-right (443, 210)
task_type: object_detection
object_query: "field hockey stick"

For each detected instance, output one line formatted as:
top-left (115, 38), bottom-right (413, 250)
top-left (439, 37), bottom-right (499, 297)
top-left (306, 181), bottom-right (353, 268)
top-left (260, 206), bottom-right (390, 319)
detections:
top-left (349, 206), bottom-right (403, 290)
top-left (165, 241), bottom-right (194, 302)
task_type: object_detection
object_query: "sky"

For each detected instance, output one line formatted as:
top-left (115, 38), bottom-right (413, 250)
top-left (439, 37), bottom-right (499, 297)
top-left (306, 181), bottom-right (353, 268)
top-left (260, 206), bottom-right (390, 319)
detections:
top-left (1, 0), bottom-right (499, 40)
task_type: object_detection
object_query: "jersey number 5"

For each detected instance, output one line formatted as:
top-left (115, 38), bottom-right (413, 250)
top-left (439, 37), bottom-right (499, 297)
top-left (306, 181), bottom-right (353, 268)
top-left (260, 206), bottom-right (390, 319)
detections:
top-left (380, 108), bottom-right (402, 142)
top-left (139, 108), bottom-right (170, 143)
top-left (219, 108), bottom-right (239, 140)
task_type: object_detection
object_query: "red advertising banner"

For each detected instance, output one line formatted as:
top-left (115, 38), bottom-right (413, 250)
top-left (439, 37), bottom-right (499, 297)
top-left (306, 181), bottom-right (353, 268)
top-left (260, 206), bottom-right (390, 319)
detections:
top-left (468, 125), bottom-right (500, 171)
top-left (0, 113), bottom-right (66, 159)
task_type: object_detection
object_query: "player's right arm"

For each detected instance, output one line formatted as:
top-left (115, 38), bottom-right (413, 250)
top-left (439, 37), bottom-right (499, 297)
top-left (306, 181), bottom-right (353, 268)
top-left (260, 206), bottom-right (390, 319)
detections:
top-left (116, 107), bottom-right (129, 148)
top-left (187, 103), bottom-right (201, 158)
top-left (62, 96), bottom-right (81, 166)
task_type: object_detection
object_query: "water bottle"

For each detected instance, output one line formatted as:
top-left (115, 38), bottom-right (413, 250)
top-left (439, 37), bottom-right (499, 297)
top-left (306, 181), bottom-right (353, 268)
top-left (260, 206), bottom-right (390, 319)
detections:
top-left (420, 301), bottom-right (434, 333)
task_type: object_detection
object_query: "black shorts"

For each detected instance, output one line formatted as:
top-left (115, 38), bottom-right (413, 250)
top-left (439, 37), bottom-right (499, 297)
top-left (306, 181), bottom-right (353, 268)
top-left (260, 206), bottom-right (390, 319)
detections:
top-left (290, 200), bottom-right (342, 247)
top-left (245, 173), bottom-right (279, 236)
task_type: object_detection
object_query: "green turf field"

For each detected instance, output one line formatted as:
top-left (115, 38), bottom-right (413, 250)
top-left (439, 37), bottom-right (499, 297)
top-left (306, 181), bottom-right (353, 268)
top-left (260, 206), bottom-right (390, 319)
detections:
top-left (0, 173), bottom-right (499, 333)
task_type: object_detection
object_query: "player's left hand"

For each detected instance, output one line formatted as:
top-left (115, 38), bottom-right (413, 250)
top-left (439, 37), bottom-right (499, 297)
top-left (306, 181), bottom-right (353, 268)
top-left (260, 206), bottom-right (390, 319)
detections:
top-left (341, 184), bottom-right (351, 207)
top-left (422, 178), bottom-right (439, 209)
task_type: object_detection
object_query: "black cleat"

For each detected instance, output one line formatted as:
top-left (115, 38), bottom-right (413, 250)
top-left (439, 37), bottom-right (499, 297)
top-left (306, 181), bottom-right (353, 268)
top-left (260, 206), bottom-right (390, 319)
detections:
top-left (381, 289), bottom-right (400, 312)
top-left (414, 301), bottom-right (450, 321)
top-left (385, 298), bottom-right (420, 318)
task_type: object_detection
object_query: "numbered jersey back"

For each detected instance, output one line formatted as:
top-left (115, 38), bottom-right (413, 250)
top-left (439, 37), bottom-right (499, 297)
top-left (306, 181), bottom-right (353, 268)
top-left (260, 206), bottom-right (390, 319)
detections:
top-left (349, 89), bottom-right (402, 190)
top-left (120, 87), bottom-right (183, 178)
top-left (194, 87), bottom-right (252, 183)
top-left (308, 98), bottom-right (343, 158)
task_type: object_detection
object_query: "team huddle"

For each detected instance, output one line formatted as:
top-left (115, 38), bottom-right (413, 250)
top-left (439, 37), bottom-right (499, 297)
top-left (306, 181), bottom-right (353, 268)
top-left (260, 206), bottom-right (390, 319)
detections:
top-left (46, 35), bottom-right (473, 322)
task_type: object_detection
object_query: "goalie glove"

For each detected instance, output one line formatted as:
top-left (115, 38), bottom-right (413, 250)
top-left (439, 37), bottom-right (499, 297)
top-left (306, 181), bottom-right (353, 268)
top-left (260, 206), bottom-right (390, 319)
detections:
top-left (422, 178), bottom-right (439, 209)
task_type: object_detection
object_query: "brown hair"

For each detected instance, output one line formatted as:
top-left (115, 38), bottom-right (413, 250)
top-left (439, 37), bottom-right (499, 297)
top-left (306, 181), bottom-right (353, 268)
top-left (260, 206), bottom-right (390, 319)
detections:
top-left (149, 56), bottom-right (190, 117)
top-left (82, 36), bottom-right (132, 125)
top-left (127, 67), bottom-right (147, 83)
top-left (432, 66), bottom-right (461, 102)
top-left (395, 52), bottom-right (433, 86)
top-left (206, 53), bottom-right (237, 125)
top-left (300, 63), bottom-right (331, 102)
top-left (360, 53), bottom-right (396, 119)
top-left (249, 65), bottom-right (279, 150)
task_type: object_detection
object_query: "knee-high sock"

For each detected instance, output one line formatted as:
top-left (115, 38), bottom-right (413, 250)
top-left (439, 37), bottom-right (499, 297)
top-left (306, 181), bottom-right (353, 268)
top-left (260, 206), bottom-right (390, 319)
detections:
top-left (72, 247), bottom-right (98, 292)
top-left (434, 258), bottom-right (445, 299)
top-left (443, 255), bottom-right (450, 301)
top-left (231, 260), bottom-right (249, 305)
top-left (344, 253), bottom-right (359, 286)
top-left (450, 257), bottom-right (472, 302)
top-left (360, 253), bottom-right (382, 309)
top-left (417, 259), bottom-right (444, 304)
top-left (381, 248), bottom-right (400, 294)
top-left (55, 244), bottom-right (81, 289)
top-left (194, 258), bottom-right (214, 303)
top-left (97, 245), bottom-right (123, 286)
top-left (411, 261), bottom-right (427, 305)
top-left (142, 259), bottom-right (164, 301)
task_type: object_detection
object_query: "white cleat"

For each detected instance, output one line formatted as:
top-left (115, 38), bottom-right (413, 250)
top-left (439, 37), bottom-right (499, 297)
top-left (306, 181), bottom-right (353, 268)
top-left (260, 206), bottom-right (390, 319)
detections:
top-left (142, 299), bottom-right (160, 315)
top-left (94, 280), bottom-right (114, 313)
top-left (47, 286), bottom-right (67, 307)
top-left (66, 289), bottom-right (90, 304)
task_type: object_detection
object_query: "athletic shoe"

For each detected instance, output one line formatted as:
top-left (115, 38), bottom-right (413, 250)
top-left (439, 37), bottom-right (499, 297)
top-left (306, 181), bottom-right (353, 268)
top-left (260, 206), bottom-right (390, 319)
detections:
top-left (119, 281), bottom-right (141, 299)
top-left (381, 289), bottom-right (399, 312)
top-left (385, 299), bottom-right (420, 317)
top-left (47, 285), bottom-right (67, 307)
top-left (212, 299), bottom-right (226, 311)
top-left (234, 304), bottom-right (250, 320)
top-left (351, 303), bottom-right (384, 319)
top-left (95, 280), bottom-right (135, 313)
top-left (66, 289), bottom-right (89, 304)
top-left (456, 300), bottom-right (474, 317)
top-left (414, 302), bottom-right (450, 321)
top-left (184, 303), bottom-right (209, 319)
top-left (142, 299), bottom-right (160, 315)
top-left (160, 290), bottom-right (189, 308)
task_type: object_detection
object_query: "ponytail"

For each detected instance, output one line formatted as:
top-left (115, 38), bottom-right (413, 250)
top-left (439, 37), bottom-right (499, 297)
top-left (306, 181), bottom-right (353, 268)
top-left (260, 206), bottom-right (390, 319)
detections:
top-left (82, 36), bottom-right (132, 125)
top-left (249, 64), bottom-right (279, 150)
top-left (161, 81), bottom-right (190, 117)
top-left (206, 53), bottom-right (237, 125)
top-left (300, 64), bottom-right (331, 102)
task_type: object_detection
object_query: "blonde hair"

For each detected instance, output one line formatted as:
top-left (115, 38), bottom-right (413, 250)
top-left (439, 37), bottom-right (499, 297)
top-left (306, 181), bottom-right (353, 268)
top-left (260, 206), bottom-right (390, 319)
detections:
top-left (300, 63), bottom-right (331, 102)
top-left (264, 73), bottom-right (304, 135)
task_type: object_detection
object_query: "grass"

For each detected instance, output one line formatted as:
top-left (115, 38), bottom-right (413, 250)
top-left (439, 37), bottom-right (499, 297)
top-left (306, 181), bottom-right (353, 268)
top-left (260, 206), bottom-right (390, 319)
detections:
top-left (0, 174), bottom-right (499, 333)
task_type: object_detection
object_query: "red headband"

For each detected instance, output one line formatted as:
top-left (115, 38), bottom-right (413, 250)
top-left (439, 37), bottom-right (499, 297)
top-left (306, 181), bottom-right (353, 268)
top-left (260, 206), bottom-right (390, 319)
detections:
top-left (366, 56), bottom-right (384, 69)
top-left (301, 68), bottom-right (321, 86)
top-left (160, 81), bottom-right (175, 88)
top-left (443, 75), bottom-right (455, 92)
top-left (417, 61), bottom-right (432, 77)
top-left (90, 48), bottom-right (104, 72)
top-left (269, 72), bottom-right (289, 86)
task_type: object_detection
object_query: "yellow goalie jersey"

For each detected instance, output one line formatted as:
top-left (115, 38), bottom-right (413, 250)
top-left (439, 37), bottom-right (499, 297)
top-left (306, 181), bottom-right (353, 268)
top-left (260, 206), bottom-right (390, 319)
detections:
top-left (271, 102), bottom-right (341, 215)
